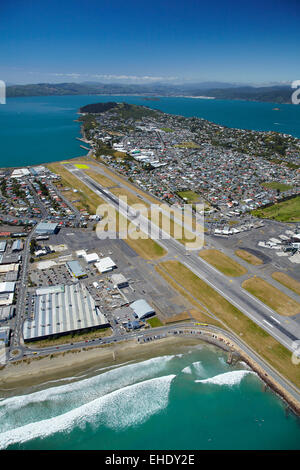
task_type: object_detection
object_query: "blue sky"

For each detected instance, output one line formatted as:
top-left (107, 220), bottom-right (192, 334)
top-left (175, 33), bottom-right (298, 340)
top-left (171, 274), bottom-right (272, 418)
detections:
top-left (1, 0), bottom-right (300, 85)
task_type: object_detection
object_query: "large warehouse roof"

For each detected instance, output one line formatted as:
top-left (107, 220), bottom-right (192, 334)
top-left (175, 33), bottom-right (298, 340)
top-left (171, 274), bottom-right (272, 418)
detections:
top-left (130, 299), bottom-right (155, 319)
top-left (36, 285), bottom-right (65, 296)
top-left (0, 282), bottom-right (16, 293)
top-left (23, 283), bottom-right (109, 341)
top-left (36, 222), bottom-right (58, 234)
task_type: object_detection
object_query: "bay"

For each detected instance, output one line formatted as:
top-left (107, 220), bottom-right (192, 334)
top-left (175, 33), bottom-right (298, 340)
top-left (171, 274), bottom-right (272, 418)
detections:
top-left (0, 95), bottom-right (300, 168)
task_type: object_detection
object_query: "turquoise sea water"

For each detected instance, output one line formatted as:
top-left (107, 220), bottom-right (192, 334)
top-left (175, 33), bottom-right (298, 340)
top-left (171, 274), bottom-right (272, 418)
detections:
top-left (0, 95), bottom-right (300, 168)
top-left (0, 344), bottom-right (299, 450)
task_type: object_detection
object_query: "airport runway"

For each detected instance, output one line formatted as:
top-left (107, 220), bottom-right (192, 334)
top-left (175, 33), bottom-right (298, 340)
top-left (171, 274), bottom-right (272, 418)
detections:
top-left (65, 164), bottom-right (300, 353)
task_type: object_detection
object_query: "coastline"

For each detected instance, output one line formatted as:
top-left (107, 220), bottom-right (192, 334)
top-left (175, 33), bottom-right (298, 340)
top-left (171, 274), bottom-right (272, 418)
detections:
top-left (1, 332), bottom-right (299, 417)
top-left (0, 337), bottom-right (202, 392)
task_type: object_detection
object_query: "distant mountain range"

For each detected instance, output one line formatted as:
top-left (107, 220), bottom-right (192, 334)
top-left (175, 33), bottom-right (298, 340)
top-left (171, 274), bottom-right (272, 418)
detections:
top-left (6, 82), bottom-right (293, 104)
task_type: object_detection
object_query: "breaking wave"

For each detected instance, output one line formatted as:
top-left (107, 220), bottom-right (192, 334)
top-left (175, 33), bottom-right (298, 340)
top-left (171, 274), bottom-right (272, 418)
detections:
top-left (181, 361), bottom-right (205, 377)
top-left (195, 370), bottom-right (255, 386)
top-left (0, 355), bottom-right (175, 433)
top-left (0, 375), bottom-right (175, 449)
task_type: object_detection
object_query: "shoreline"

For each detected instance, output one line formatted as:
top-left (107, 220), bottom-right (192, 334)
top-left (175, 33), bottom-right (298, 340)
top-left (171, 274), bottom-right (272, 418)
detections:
top-left (1, 332), bottom-right (299, 417)
top-left (6, 93), bottom-right (292, 105)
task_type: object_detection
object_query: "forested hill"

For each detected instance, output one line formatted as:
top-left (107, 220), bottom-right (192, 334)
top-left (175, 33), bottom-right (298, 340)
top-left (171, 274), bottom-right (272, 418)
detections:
top-left (79, 102), bottom-right (162, 119)
top-left (79, 102), bottom-right (119, 113)
top-left (6, 82), bottom-right (293, 104)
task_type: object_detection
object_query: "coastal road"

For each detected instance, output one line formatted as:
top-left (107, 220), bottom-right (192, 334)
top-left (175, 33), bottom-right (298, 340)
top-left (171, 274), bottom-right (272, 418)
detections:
top-left (21, 322), bottom-right (300, 406)
top-left (64, 164), bottom-right (300, 353)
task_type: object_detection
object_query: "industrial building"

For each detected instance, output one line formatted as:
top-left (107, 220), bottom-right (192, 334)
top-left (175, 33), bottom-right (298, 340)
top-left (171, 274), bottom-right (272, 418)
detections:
top-left (5, 271), bottom-right (19, 282)
top-left (0, 306), bottom-right (14, 322)
top-left (95, 257), bottom-right (116, 273)
top-left (0, 241), bottom-right (7, 253)
top-left (12, 240), bottom-right (24, 252)
top-left (0, 263), bottom-right (20, 274)
top-left (76, 249), bottom-right (86, 258)
top-left (0, 282), bottom-right (16, 306)
top-left (111, 273), bottom-right (128, 289)
top-left (23, 283), bottom-right (109, 342)
top-left (0, 327), bottom-right (10, 346)
top-left (84, 252), bottom-right (100, 264)
top-left (130, 299), bottom-right (155, 319)
top-left (35, 222), bottom-right (59, 235)
top-left (66, 260), bottom-right (87, 279)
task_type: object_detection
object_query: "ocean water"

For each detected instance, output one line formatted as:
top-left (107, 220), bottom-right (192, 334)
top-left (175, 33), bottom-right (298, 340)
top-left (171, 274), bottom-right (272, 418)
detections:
top-left (0, 344), bottom-right (299, 450)
top-left (0, 95), bottom-right (300, 168)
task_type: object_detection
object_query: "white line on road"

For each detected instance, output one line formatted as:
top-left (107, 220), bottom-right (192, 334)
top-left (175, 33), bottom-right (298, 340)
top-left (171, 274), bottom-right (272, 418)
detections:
top-left (263, 319), bottom-right (274, 328)
top-left (270, 315), bottom-right (281, 324)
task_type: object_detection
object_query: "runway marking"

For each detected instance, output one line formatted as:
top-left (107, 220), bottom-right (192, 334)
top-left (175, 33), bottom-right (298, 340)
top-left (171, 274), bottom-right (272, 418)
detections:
top-left (263, 319), bottom-right (274, 328)
top-left (270, 315), bottom-right (281, 324)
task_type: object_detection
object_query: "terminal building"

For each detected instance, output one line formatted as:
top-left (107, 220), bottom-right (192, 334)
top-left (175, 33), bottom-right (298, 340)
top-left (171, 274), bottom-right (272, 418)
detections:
top-left (23, 283), bottom-right (109, 342)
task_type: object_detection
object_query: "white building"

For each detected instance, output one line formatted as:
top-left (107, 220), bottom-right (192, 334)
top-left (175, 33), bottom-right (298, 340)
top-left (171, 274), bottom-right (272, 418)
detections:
top-left (111, 273), bottom-right (128, 289)
top-left (95, 257), bottom-right (116, 273)
top-left (84, 252), bottom-right (100, 264)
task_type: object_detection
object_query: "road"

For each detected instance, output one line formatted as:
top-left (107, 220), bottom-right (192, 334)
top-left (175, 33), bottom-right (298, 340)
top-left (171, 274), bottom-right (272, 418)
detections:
top-left (65, 164), bottom-right (300, 353)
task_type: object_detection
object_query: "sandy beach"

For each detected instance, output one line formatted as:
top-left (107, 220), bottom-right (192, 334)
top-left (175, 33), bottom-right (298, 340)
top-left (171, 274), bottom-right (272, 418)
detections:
top-left (0, 333), bottom-right (299, 417)
top-left (0, 337), bottom-right (202, 393)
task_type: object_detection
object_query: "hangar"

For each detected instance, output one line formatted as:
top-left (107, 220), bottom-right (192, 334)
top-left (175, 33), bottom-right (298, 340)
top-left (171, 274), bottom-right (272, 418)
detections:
top-left (130, 299), bottom-right (155, 320)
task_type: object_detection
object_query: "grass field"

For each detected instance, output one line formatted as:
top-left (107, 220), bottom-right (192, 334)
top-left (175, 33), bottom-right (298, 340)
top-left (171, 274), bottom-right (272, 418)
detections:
top-left (235, 249), bottom-right (263, 266)
top-left (84, 169), bottom-right (116, 188)
top-left (177, 190), bottom-right (200, 203)
top-left (271, 272), bottom-right (300, 297)
top-left (174, 141), bottom-right (200, 148)
top-left (146, 317), bottom-right (163, 327)
top-left (156, 260), bottom-right (300, 388)
top-left (126, 236), bottom-right (167, 260)
top-left (199, 249), bottom-right (248, 277)
top-left (163, 311), bottom-right (192, 324)
top-left (252, 195), bottom-right (300, 222)
top-left (26, 327), bottom-right (112, 348)
top-left (160, 127), bottom-right (174, 133)
top-left (261, 182), bottom-right (292, 192)
top-left (242, 277), bottom-right (300, 316)
top-left (110, 186), bottom-right (150, 207)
